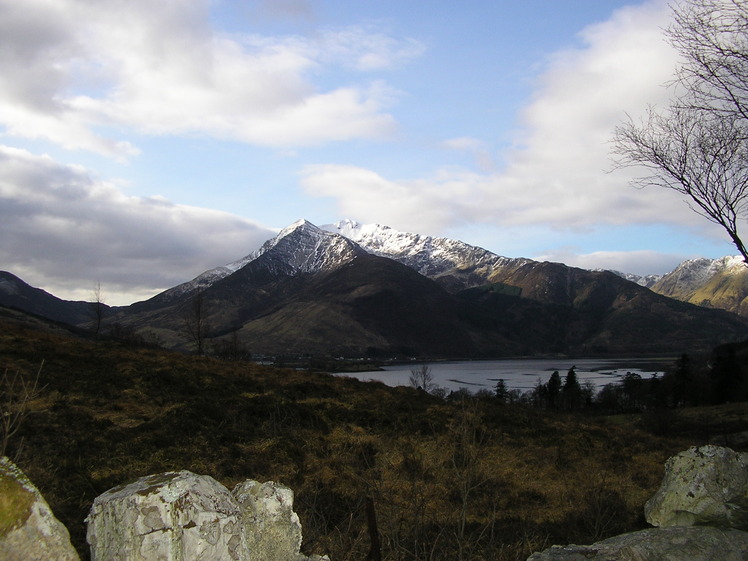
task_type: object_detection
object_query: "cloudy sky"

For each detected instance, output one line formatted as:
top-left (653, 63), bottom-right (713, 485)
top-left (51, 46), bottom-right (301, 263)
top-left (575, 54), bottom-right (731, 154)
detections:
top-left (0, 0), bottom-right (738, 305)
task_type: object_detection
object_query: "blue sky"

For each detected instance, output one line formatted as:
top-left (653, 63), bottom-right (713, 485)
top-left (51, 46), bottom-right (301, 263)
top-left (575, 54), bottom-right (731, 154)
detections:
top-left (0, 0), bottom-right (737, 305)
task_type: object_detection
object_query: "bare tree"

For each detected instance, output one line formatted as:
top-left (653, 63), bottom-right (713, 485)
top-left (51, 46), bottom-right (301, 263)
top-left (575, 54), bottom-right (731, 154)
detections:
top-left (612, 0), bottom-right (748, 263)
top-left (668, 0), bottom-right (748, 121)
top-left (90, 281), bottom-right (107, 338)
top-left (1, 361), bottom-right (44, 458)
top-left (409, 364), bottom-right (436, 393)
top-left (182, 291), bottom-right (209, 355)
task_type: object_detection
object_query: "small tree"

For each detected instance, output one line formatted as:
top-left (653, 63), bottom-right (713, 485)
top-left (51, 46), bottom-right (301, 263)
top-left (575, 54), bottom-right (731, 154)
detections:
top-left (562, 366), bottom-right (582, 410)
top-left (546, 370), bottom-right (562, 409)
top-left (1, 362), bottom-right (44, 458)
top-left (90, 281), bottom-right (107, 338)
top-left (182, 291), bottom-right (209, 355)
top-left (494, 379), bottom-right (509, 403)
top-left (409, 365), bottom-right (436, 393)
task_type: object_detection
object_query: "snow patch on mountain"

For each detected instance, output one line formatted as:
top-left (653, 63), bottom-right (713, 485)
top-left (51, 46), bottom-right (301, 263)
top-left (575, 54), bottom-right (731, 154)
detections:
top-left (603, 270), bottom-right (663, 289)
top-left (155, 218), bottom-right (746, 306)
top-left (653, 255), bottom-right (746, 293)
top-left (149, 219), bottom-right (362, 303)
top-left (321, 219), bottom-right (530, 289)
top-left (248, 218), bottom-right (364, 275)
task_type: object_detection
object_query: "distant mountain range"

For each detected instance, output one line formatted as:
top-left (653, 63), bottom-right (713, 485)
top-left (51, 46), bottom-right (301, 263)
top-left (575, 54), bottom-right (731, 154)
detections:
top-left (2, 219), bottom-right (748, 358)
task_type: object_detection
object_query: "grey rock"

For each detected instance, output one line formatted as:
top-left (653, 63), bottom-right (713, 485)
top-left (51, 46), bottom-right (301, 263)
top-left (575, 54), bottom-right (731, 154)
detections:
top-left (0, 456), bottom-right (80, 561)
top-left (233, 480), bottom-right (303, 561)
top-left (86, 470), bottom-right (246, 561)
top-left (526, 526), bottom-right (748, 561)
top-left (644, 445), bottom-right (748, 529)
top-left (86, 471), bottom-right (326, 561)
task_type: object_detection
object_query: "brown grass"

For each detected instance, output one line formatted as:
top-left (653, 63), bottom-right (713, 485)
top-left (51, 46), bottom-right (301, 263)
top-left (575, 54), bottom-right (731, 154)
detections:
top-left (0, 317), bottom-right (732, 561)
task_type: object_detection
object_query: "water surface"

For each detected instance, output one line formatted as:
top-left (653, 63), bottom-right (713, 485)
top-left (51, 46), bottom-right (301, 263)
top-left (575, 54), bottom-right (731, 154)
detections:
top-left (340, 357), bottom-right (672, 393)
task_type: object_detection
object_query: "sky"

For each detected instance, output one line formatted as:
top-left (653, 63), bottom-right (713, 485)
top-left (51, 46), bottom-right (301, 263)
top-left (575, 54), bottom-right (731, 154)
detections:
top-left (0, 0), bottom-right (740, 305)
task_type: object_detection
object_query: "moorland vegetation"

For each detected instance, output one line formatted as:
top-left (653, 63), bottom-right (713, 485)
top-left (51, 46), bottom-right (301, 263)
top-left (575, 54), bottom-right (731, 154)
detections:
top-left (2, 310), bottom-right (747, 561)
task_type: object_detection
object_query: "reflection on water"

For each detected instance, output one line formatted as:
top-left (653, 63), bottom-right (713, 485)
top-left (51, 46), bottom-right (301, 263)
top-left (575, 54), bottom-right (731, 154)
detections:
top-left (340, 357), bottom-right (673, 393)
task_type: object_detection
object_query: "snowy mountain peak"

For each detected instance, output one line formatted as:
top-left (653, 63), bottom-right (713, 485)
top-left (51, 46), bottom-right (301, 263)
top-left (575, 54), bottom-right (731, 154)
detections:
top-left (652, 255), bottom-right (746, 294)
top-left (249, 218), bottom-right (364, 275)
top-left (322, 219), bottom-right (530, 290)
top-left (276, 218), bottom-right (320, 239)
top-left (148, 219), bottom-right (362, 303)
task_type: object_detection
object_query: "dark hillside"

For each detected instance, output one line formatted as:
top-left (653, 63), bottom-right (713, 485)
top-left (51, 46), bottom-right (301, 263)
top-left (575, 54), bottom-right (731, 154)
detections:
top-left (0, 271), bottom-right (97, 325)
top-left (2, 315), bottom-right (732, 561)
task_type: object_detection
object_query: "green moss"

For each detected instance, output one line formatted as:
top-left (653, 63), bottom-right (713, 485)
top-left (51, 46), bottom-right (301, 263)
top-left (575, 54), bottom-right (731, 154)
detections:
top-left (0, 467), bottom-right (35, 537)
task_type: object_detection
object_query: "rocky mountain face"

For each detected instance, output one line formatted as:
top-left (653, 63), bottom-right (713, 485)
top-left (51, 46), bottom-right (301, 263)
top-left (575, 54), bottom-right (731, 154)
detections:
top-left (322, 219), bottom-right (531, 293)
top-left (647, 256), bottom-right (748, 317)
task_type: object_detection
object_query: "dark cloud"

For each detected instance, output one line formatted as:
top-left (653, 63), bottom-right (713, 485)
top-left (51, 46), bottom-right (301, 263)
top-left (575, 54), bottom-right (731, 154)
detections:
top-left (0, 146), bottom-right (275, 304)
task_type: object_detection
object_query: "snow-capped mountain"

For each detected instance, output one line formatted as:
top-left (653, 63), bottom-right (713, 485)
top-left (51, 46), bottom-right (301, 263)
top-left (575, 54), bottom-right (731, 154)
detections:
top-left (653, 256), bottom-right (746, 295)
top-left (248, 219), bottom-right (365, 275)
top-left (604, 270), bottom-right (663, 289)
top-left (142, 219), bottom-right (365, 305)
top-left (5, 218), bottom-right (748, 356)
top-left (141, 217), bottom-right (748, 318)
top-left (648, 255), bottom-right (748, 316)
top-left (321, 219), bottom-right (531, 292)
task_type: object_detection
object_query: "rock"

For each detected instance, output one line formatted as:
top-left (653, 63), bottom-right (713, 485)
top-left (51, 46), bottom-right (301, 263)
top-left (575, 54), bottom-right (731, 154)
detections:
top-left (526, 526), bottom-right (748, 561)
top-left (0, 456), bottom-right (80, 561)
top-left (86, 470), bottom-right (246, 561)
top-left (86, 471), bottom-right (325, 561)
top-left (233, 480), bottom-right (303, 561)
top-left (644, 445), bottom-right (748, 530)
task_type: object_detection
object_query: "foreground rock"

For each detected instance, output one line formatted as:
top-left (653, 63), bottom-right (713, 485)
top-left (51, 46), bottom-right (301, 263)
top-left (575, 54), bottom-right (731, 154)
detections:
top-left (86, 470), bottom-right (323, 561)
top-left (644, 444), bottom-right (748, 529)
top-left (526, 526), bottom-right (748, 561)
top-left (234, 480), bottom-right (303, 561)
top-left (0, 456), bottom-right (80, 561)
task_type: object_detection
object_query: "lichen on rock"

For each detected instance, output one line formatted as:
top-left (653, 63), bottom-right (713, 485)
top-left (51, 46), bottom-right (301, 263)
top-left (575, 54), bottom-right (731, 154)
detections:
top-left (0, 456), bottom-right (80, 561)
top-left (233, 480), bottom-right (303, 561)
top-left (644, 444), bottom-right (748, 530)
top-left (87, 470), bottom-right (246, 561)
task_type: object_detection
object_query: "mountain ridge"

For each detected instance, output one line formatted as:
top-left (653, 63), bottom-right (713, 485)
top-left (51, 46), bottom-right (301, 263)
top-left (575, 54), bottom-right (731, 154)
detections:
top-left (4, 219), bottom-right (748, 358)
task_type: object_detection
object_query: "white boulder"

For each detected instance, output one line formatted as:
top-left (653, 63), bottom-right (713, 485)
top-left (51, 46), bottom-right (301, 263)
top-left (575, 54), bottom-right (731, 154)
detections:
top-left (86, 470), bottom-right (246, 561)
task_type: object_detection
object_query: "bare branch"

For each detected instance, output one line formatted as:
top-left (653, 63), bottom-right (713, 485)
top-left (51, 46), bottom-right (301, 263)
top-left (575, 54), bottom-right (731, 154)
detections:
top-left (612, 0), bottom-right (748, 264)
top-left (1, 361), bottom-right (45, 458)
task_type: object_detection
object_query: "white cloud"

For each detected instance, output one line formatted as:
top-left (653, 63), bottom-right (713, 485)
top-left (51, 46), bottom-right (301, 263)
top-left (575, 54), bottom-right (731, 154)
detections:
top-left (0, 0), bottom-right (422, 156)
top-left (320, 25), bottom-right (426, 71)
top-left (0, 146), bottom-right (275, 304)
top-left (300, 1), bottom-right (708, 236)
top-left (536, 249), bottom-right (689, 277)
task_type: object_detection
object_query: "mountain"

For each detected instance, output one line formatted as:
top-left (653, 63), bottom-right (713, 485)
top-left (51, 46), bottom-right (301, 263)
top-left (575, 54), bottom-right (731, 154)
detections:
top-left (321, 219), bottom-right (531, 293)
top-left (4, 219), bottom-right (748, 358)
top-left (605, 270), bottom-right (662, 289)
top-left (127, 219), bottom-right (360, 312)
top-left (111, 220), bottom-right (504, 356)
top-left (0, 271), bottom-right (97, 325)
top-left (101, 219), bottom-right (748, 357)
top-left (322, 220), bottom-right (748, 320)
top-left (650, 256), bottom-right (748, 317)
